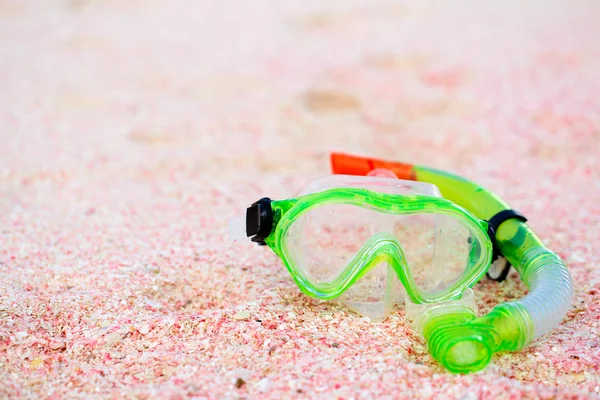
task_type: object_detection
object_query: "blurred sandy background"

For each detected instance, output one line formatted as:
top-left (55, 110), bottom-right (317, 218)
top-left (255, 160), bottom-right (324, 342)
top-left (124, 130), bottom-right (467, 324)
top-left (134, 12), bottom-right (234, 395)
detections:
top-left (1, 1), bottom-right (599, 398)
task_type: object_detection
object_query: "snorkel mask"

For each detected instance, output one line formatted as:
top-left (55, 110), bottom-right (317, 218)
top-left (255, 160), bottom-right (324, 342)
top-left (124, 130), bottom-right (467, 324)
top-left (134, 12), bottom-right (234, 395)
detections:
top-left (230, 153), bottom-right (573, 373)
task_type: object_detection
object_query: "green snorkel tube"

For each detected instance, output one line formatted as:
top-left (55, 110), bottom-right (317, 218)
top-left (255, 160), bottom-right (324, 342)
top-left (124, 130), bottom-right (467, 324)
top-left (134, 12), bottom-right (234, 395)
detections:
top-left (331, 153), bottom-right (574, 373)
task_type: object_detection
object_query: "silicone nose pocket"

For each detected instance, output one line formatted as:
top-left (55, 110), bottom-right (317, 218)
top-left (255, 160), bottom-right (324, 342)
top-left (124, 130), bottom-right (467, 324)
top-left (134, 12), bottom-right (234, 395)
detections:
top-left (340, 262), bottom-right (406, 321)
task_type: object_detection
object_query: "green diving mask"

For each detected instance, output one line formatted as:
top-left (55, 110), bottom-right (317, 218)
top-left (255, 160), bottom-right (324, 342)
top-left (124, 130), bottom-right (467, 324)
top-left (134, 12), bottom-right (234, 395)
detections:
top-left (230, 174), bottom-right (492, 317)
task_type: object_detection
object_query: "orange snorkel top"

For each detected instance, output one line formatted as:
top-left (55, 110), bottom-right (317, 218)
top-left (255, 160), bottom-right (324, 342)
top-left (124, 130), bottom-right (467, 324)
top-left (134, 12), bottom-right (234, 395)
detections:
top-left (330, 152), bottom-right (416, 181)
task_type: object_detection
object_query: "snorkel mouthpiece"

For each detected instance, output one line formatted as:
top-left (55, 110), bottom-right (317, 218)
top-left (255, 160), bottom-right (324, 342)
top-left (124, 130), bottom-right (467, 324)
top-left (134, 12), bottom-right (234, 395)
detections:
top-left (422, 303), bottom-right (533, 373)
top-left (407, 288), bottom-right (534, 373)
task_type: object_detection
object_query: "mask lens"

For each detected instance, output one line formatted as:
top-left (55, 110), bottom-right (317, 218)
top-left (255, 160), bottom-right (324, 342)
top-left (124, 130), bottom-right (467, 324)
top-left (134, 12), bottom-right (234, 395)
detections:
top-left (284, 203), bottom-right (373, 283)
top-left (282, 202), bottom-right (487, 300)
top-left (404, 214), bottom-right (480, 296)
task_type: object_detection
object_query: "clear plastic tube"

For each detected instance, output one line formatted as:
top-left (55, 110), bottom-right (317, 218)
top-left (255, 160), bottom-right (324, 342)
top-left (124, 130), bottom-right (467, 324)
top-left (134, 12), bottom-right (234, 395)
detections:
top-left (514, 248), bottom-right (574, 338)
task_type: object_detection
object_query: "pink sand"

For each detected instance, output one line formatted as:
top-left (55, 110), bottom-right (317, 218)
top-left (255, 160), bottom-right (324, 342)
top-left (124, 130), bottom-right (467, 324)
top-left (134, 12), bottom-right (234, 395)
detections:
top-left (1, 0), bottom-right (599, 398)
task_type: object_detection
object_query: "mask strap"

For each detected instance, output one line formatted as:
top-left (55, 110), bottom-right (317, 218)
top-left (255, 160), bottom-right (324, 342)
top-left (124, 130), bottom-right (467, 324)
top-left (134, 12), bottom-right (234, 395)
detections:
top-left (486, 209), bottom-right (528, 281)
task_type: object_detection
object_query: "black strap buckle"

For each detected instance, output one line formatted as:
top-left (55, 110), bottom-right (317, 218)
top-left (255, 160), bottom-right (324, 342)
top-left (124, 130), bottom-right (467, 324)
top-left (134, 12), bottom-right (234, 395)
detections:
top-left (246, 198), bottom-right (273, 246)
top-left (486, 209), bottom-right (528, 282)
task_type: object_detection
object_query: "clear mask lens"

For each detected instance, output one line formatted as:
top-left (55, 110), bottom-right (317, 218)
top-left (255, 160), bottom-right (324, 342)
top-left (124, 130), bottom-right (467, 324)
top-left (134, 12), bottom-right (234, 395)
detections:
top-left (282, 175), bottom-right (487, 320)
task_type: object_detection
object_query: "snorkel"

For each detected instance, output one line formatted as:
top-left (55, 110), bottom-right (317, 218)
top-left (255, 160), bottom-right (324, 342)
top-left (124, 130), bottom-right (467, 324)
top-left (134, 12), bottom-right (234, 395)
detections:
top-left (331, 153), bottom-right (574, 373)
